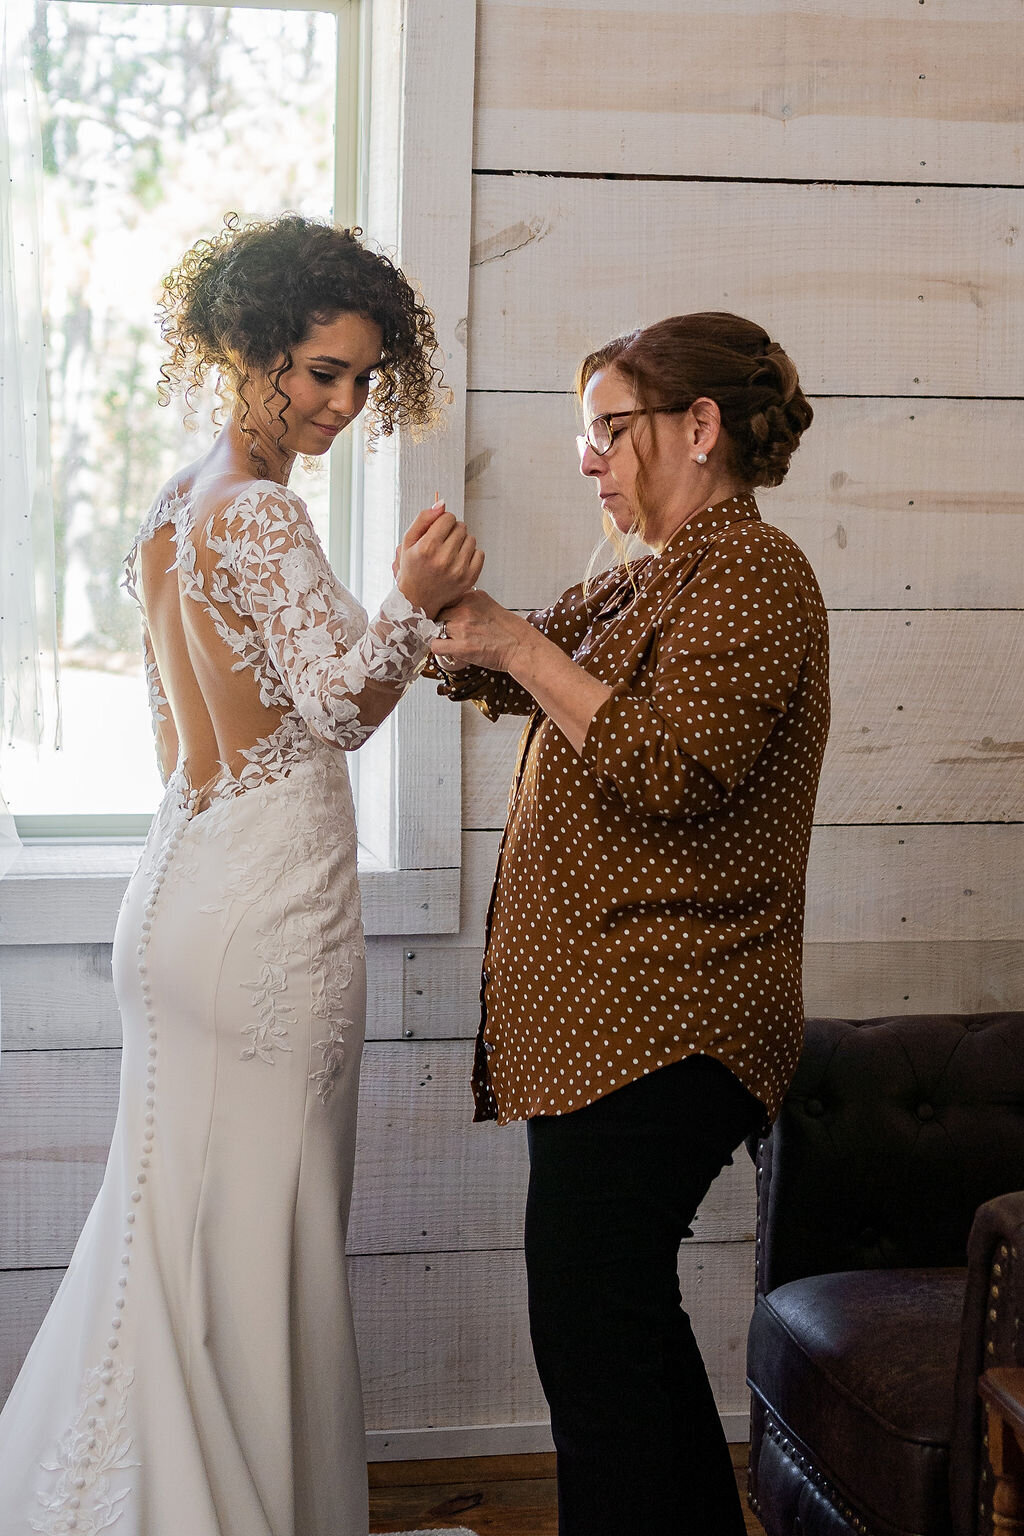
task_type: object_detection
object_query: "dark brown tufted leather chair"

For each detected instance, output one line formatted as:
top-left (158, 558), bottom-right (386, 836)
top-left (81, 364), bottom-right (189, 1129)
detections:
top-left (746, 1012), bottom-right (1024, 1536)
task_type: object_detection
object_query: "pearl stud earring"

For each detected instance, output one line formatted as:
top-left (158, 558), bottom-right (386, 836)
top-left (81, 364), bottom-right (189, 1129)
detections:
top-left (696, 452), bottom-right (708, 464)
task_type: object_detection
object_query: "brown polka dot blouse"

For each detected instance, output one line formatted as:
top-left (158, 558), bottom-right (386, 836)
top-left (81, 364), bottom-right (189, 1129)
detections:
top-left (435, 494), bottom-right (830, 1126)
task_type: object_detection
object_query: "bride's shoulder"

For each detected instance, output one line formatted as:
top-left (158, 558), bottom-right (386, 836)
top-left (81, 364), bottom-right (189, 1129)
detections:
top-left (205, 480), bottom-right (314, 550)
top-left (158, 455), bottom-right (208, 508)
top-left (134, 457), bottom-right (205, 541)
top-left (217, 478), bottom-right (309, 520)
top-left (126, 464), bottom-right (203, 576)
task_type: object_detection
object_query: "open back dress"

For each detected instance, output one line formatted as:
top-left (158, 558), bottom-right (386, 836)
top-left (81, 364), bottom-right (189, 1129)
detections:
top-left (0, 475), bottom-right (437, 1536)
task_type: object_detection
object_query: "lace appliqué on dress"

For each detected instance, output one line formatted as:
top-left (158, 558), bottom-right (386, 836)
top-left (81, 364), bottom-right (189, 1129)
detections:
top-left (33, 1362), bottom-right (137, 1534)
top-left (307, 913), bottom-right (360, 1103)
top-left (188, 748), bottom-right (359, 1085)
top-left (241, 917), bottom-right (297, 1065)
top-left (125, 480), bottom-right (429, 1101)
top-left (310, 1014), bottom-right (354, 1105)
top-left (123, 492), bottom-right (189, 748)
top-left (193, 797), bottom-right (306, 1065)
top-left (143, 652), bottom-right (169, 727)
top-left (121, 489), bottom-right (189, 607)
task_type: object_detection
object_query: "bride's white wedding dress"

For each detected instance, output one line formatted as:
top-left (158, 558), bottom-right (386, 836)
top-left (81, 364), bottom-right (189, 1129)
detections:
top-left (0, 479), bottom-right (437, 1535)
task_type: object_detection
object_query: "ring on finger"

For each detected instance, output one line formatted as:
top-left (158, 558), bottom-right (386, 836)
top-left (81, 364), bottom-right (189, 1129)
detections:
top-left (438, 654), bottom-right (458, 671)
top-left (438, 620), bottom-right (448, 639)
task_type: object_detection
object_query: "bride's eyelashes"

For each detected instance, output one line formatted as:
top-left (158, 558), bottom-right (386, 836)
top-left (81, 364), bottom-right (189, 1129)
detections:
top-left (309, 368), bottom-right (376, 386)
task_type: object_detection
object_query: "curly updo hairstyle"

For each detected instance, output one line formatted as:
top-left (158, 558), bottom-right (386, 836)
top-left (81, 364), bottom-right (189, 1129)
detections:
top-left (577, 312), bottom-right (812, 548)
top-left (157, 213), bottom-right (449, 457)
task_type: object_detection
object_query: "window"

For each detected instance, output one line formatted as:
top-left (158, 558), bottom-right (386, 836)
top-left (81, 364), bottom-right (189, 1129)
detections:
top-left (1, 0), bottom-right (475, 934)
top-left (4, 0), bottom-right (359, 837)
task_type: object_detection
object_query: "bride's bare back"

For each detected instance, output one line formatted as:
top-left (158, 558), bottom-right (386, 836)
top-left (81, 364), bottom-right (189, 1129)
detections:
top-left (126, 465), bottom-right (446, 813)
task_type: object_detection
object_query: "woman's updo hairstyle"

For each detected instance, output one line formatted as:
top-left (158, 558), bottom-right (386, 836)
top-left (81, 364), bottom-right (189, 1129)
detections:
top-left (157, 213), bottom-right (449, 452)
top-left (577, 311), bottom-right (812, 491)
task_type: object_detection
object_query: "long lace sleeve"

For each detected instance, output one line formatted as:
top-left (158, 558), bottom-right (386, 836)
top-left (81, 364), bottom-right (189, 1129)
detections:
top-left (208, 484), bottom-right (439, 750)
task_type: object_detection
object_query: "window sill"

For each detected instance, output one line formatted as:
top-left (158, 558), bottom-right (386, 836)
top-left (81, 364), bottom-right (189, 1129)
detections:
top-left (0, 843), bottom-right (458, 943)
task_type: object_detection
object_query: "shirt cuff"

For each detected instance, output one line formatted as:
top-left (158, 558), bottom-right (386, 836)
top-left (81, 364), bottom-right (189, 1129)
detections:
top-left (580, 680), bottom-right (633, 777)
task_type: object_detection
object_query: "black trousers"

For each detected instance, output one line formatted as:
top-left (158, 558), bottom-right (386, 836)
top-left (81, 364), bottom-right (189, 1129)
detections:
top-left (525, 1054), bottom-right (763, 1536)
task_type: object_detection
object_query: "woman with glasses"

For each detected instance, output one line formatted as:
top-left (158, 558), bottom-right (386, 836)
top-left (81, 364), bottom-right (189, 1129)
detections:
top-left (428, 312), bottom-right (829, 1536)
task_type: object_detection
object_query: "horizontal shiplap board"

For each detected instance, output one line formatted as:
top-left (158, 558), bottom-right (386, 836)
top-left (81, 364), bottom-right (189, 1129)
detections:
top-left (474, 0), bottom-right (1024, 185)
top-left (468, 178), bottom-right (1024, 396)
top-left (465, 394), bottom-right (1024, 611)
top-left (402, 945), bottom-right (487, 1037)
top-left (461, 613), bottom-right (1024, 827)
top-left (0, 1241), bottom-right (756, 1425)
top-left (367, 1420), bottom-right (557, 1460)
top-left (354, 1044), bottom-right (527, 1256)
top-left (805, 824), bottom-right (1024, 943)
top-left (0, 943), bottom-right (120, 1049)
top-left (0, 1269), bottom-right (64, 1403)
top-left (801, 941), bottom-right (1024, 1018)
top-left (462, 705), bottom-right (522, 829)
top-left (351, 1240), bottom-right (756, 1430)
top-left (819, 611), bottom-right (1024, 823)
top-left (0, 1048), bottom-right (121, 1269)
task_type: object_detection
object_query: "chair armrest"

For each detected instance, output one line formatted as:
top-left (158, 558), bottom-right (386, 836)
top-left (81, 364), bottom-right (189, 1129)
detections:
top-left (950, 1192), bottom-right (1024, 1536)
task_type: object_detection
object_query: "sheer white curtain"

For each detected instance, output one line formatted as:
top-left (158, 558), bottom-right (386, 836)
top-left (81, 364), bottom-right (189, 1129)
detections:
top-left (1, 0), bottom-right (60, 771)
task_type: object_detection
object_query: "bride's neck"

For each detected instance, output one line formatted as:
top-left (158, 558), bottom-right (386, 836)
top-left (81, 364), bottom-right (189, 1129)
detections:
top-left (202, 417), bottom-right (296, 488)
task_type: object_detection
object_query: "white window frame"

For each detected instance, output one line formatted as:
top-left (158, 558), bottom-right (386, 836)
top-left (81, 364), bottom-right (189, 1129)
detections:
top-left (2, 0), bottom-right (474, 939)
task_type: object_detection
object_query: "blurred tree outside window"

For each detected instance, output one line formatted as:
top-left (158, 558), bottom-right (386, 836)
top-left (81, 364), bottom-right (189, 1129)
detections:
top-left (4, 0), bottom-right (345, 835)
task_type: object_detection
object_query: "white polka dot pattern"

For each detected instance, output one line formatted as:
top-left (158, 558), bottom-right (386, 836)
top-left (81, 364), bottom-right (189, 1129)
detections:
top-left (439, 495), bottom-right (830, 1126)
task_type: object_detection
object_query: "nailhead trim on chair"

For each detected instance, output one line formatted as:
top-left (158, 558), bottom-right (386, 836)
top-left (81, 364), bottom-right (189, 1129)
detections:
top-left (979, 1241), bottom-right (1019, 1533)
top-left (984, 1247), bottom-right (1009, 1362)
top-left (760, 1411), bottom-right (879, 1535)
top-left (978, 1241), bottom-right (1022, 1535)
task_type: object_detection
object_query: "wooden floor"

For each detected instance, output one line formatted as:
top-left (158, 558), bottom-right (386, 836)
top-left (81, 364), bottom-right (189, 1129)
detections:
top-left (368, 1447), bottom-right (765, 1534)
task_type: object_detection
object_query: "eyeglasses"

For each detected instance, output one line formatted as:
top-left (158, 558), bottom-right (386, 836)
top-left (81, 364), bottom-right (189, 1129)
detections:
top-left (576, 406), bottom-right (689, 460)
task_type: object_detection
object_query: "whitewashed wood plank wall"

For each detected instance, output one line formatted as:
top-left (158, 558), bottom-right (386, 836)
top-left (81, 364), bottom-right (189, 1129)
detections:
top-left (2, 0), bottom-right (1022, 1459)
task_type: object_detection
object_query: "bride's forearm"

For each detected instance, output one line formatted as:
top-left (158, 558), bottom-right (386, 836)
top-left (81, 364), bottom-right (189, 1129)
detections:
top-left (506, 623), bottom-right (612, 755)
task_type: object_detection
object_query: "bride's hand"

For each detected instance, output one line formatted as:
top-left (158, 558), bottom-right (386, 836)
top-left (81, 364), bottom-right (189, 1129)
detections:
top-left (396, 500), bottom-right (484, 618)
top-left (393, 498), bottom-right (447, 578)
top-left (430, 590), bottom-right (532, 674)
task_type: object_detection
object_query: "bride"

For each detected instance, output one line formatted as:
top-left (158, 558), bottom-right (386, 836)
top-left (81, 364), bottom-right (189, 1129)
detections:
top-left (0, 214), bottom-right (481, 1536)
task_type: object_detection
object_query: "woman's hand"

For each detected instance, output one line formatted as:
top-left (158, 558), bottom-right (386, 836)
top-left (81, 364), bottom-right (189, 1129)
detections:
top-left (433, 589), bottom-right (614, 754)
top-left (395, 500), bottom-right (484, 618)
top-left (430, 590), bottom-right (534, 674)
